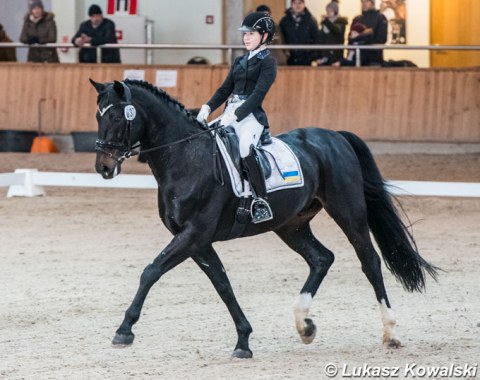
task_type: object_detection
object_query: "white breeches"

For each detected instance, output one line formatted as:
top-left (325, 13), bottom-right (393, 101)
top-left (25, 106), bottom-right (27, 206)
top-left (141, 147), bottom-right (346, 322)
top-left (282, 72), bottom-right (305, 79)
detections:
top-left (220, 101), bottom-right (264, 158)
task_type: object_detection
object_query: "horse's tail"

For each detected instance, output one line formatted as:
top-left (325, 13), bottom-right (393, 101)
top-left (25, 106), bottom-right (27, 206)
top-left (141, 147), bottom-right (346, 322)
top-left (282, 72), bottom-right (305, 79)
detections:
top-left (337, 130), bottom-right (439, 292)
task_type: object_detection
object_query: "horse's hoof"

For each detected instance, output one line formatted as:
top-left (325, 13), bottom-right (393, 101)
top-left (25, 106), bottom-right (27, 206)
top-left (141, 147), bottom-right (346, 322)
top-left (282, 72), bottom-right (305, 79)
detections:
top-left (112, 332), bottom-right (135, 346)
top-left (300, 318), bottom-right (317, 344)
top-left (231, 348), bottom-right (253, 359)
top-left (384, 337), bottom-right (402, 348)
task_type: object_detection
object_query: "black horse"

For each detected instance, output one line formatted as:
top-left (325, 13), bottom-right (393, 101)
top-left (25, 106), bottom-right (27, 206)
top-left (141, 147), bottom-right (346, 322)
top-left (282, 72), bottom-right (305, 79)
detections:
top-left (91, 79), bottom-right (438, 358)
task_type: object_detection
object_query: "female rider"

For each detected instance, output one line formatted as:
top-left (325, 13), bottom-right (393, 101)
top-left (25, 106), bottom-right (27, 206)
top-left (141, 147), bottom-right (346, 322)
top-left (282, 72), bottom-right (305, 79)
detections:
top-left (196, 12), bottom-right (277, 223)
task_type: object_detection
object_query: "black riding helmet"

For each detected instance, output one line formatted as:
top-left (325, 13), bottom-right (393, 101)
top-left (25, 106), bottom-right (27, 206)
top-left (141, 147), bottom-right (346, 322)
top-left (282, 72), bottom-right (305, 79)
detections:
top-left (239, 12), bottom-right (275, 46)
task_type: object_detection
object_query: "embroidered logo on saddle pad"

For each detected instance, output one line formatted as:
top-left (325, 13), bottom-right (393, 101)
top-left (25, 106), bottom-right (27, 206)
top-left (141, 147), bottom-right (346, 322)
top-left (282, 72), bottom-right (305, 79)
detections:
top-left (215, 136), bottom-right (304, 197)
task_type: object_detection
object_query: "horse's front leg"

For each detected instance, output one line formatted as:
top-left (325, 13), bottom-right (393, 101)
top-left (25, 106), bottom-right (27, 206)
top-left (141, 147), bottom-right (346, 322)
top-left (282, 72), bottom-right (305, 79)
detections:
top-left (192, 246), bottom-right (253, 358)
top-left (112, 231), bottom-right (196, 346)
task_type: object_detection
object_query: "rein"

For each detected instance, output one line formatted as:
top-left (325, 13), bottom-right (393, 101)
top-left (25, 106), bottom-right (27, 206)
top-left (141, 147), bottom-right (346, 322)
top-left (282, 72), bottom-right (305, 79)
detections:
top-left (128, 122), bottom-right (224, 157)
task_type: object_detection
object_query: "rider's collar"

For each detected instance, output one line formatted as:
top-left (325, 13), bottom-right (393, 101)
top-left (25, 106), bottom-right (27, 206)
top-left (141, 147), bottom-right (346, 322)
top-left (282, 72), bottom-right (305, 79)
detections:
top-left (248, 45), bottom-right (267, 60)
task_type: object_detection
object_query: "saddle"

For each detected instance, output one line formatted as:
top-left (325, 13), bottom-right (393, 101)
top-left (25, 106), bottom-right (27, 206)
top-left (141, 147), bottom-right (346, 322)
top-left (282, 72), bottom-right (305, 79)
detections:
top-left (216, 126), bottom-right (272, 179)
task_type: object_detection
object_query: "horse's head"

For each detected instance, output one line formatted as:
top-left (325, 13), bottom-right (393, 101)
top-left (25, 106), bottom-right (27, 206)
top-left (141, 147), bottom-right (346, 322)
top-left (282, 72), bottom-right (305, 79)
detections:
top-left (90, 79), bottom-right (143, 179)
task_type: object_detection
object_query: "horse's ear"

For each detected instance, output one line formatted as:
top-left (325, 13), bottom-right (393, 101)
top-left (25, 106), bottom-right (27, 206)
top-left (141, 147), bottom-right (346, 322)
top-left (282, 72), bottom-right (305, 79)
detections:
top-left (113, 80), bottom-right (125, 98)
top-left (89, 78), bottom-right (105, 93)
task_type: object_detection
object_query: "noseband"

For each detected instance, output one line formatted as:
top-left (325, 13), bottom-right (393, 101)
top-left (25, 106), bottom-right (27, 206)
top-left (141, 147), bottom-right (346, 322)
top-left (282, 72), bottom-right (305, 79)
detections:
top-left (95, 82), bottom-right (138, 163)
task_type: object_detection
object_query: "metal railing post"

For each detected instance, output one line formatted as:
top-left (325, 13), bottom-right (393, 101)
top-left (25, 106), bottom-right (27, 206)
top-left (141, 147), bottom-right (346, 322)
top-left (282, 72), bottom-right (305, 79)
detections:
top-left (97, 46), bottom-right (101, 63)
top-left (356, 48), bottom-right (361, 67)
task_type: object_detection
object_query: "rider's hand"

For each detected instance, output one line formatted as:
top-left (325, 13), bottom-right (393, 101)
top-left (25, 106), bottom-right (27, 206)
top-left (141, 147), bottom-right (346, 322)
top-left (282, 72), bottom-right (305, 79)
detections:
top-left (221, 113), bottom-right (238, 127)
top-left (196, 104), bottom-right (211, 123)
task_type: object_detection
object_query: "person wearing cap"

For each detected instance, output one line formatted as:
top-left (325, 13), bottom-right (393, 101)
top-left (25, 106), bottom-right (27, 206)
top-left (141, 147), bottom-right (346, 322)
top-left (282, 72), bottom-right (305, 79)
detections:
top-left (196, 12), bottom-right (277, 223)
top-left (317, 1), bottom-right (348, 65)
top-left (71, 4), bottom-right (120, 63)
top-left (19, 0), bottom-right (59, 63)
top-left (350, 0), bottom-right (388, 65)
top-left (279, 0), bottom-right (320, 66)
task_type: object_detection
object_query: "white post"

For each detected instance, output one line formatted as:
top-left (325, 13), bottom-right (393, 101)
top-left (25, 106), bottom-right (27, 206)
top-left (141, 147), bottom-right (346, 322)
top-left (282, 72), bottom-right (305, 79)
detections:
top-left (7, 169), bottom-right (46, 198)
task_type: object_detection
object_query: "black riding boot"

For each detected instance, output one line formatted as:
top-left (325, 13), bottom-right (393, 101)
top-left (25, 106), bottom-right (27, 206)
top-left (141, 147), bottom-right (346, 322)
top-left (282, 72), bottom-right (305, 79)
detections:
top-left (242, 148), bottom-right (273, 223)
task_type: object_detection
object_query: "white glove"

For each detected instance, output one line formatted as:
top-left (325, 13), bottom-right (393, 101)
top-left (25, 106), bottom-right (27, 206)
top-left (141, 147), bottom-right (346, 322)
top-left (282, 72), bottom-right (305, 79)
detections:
top-left (196, 104), bottom-right (211, 123)
top-left (220, 112), bottom-right (238, 127)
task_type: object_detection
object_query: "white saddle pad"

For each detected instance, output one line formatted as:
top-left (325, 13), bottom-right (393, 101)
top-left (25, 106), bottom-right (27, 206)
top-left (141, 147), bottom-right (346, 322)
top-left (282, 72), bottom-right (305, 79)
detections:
top-left (215, 135), bottom-right (304, 198)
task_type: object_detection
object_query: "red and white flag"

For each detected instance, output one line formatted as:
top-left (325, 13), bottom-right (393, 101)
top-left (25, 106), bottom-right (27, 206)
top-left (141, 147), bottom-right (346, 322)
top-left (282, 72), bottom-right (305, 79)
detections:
top-left (107, 0), bottom-right (138, 15)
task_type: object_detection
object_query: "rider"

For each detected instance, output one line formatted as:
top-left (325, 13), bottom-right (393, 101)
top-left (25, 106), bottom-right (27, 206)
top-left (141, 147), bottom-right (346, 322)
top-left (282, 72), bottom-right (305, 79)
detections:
top-left (196, 12), bottom-right (277, 224)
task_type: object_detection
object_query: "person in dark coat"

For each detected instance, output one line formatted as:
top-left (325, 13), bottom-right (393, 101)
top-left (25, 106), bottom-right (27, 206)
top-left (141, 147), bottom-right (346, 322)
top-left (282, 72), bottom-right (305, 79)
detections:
top-left (72, 4), bottom-right (120, 63)
top-left (19, 0), bottom-right (59, 63)
top-left (351, 0), bottom-right (388, 65)
top-left (0, 24), bottom-right (16, 61)
top-left (279, 0), bottom-right (319, 66)
top-left (317, 1), bottom-right (348, 65)
top-left (196, 12), bottom-right (277, 223)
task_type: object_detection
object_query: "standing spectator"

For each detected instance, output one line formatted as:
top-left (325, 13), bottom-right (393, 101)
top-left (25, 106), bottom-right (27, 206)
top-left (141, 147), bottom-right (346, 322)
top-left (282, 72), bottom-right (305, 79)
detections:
top-left (280, 0), bottom-right (319, 66)
top-left (255, 5), bottom-right (288, 66)
top-left (72, 4), bottom-right (120, 63)
top-left (351, 0), bottom-right (388, 65)
top-left (19, 0), bottom-right (59, 63)
top-left (317, 1), bottom-right (348, 65)
top-left (0, 24), bottom-right (17, 61)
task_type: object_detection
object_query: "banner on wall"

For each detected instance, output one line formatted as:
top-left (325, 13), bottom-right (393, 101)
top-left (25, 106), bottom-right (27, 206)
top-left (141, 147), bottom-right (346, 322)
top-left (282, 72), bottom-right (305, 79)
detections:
top-left (107, 0), bottom-right (138, 15)
top-left (377, 0), bottom-right (406, 44)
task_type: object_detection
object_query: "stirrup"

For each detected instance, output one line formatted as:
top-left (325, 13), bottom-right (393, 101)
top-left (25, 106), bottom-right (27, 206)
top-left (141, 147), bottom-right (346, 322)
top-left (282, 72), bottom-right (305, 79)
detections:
top-left (250, 197), bottom-right (273, 223)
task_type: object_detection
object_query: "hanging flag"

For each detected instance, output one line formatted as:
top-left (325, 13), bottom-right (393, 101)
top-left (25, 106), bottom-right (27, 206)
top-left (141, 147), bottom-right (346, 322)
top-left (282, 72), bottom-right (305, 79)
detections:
top-left (107, 0), bottom-right (137, 15)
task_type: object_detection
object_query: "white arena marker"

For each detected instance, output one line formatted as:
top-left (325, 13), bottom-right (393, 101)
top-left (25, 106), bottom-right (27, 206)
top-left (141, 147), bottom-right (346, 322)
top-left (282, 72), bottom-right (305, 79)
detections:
top-left (387, 180), bottom-right (480, 198)
top-left (1, 170), bottom-right (480, 198)
top-left (6, 169), bottom-right (45, 198)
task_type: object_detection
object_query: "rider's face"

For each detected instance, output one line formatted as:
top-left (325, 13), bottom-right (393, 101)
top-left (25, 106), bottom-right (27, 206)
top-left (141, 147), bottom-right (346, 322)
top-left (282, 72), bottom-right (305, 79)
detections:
top-left (243, 31), bottom-right (262, 51)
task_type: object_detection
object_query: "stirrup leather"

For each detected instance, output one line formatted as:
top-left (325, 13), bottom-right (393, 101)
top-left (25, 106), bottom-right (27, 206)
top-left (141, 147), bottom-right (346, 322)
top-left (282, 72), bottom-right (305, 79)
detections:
top-left (250, 197), bottom-right (273, 223)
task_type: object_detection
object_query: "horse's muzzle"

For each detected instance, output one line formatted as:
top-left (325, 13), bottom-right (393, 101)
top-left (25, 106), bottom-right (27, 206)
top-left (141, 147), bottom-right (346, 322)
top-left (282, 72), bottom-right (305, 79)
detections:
top-left (96, 152), bottom-right (121, 179)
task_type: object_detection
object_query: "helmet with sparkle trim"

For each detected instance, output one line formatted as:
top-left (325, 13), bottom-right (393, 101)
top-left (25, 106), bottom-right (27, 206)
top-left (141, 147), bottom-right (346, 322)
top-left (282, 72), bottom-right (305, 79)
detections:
top-left (239, 12), bottom-right (275, 44)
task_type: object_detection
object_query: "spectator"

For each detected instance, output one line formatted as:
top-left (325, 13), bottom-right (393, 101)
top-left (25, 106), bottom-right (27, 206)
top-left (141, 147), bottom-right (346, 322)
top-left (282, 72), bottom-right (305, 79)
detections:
top-left (72, 4), bottom-right (120, 63)
top-left (316, 1), bottom-right (348, 65)
top-left (19, 0), bottom-right (59, 63)
top-left (255, 4), bottom-right (288, 65)
top-left (0, 24), bottom-right (16, 61)
top-left (279, 0), bottom-right (319, 66)
top-left (351, 0), bottom-right (388, 65)
top-left (333, 22), bottom-right (370, 67)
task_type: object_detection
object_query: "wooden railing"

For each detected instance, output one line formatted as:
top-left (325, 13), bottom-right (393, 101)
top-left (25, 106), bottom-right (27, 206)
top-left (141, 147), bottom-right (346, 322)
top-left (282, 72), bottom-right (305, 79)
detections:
top-left (0, 63), bottom-right (478, 142)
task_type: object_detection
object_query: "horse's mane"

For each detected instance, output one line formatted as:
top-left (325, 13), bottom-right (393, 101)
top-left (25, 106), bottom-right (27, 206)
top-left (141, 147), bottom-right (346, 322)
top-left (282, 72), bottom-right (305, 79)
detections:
top-left (124, 79), bottom-right (201, 126)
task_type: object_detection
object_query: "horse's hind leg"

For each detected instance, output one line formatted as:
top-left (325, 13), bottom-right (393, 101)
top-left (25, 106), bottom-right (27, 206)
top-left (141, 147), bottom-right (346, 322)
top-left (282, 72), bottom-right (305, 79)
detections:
top-left (192, 246), bottom-right (253, 358)
top-left (275, 222), bottom-right (335, 344)
top-left (324, 198), bottom-right (401, 348)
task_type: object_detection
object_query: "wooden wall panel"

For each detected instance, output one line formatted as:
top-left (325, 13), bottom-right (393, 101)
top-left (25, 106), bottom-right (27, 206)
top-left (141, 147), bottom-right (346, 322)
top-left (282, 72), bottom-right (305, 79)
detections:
top-left (0, 63), bottom-right (479, 142)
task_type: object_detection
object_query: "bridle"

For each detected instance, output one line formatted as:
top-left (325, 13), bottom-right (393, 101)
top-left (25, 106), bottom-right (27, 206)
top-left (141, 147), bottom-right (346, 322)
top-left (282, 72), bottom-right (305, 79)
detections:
top-left (95, 83), bottom-right (138, 163)
top-left (95, 82), bottom-right (224, 164)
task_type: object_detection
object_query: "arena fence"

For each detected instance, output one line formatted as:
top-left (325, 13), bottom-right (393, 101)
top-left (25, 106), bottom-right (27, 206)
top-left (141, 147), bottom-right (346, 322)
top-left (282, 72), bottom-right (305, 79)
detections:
top-left (1, 42), bottom-right (479, 66)
top-left (1, 169), bottom-right (479, 198)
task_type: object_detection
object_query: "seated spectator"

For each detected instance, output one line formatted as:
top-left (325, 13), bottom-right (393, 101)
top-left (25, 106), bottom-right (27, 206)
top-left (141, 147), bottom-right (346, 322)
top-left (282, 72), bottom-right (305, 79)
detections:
top-left (19, 0), bottom-right (59, 63)
top-left (71, 4), bottom-right (120, 63)
top-left (0, 24), bottom-right (16, 61)
top-left (351, 0), bottom-right (388, 65)
top-left (280, 0), bottom-right (319, 66)
top-left (317, 0), bottom-right (348, 65)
